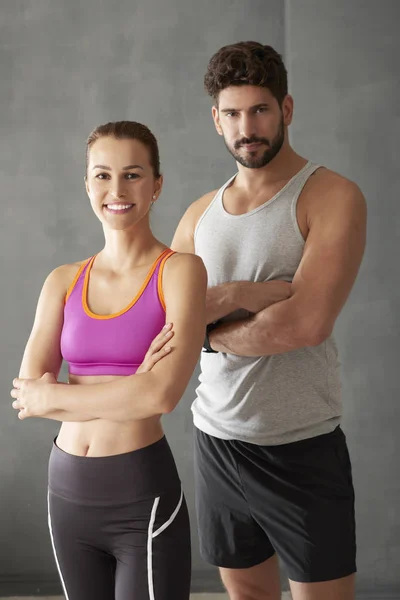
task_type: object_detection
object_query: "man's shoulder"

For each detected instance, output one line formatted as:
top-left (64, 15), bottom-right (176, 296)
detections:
top-left (182, 188), bottom-right (220, 227)
top-left (302, 165), bottom-right (365, 224)
top-left (191, 188), bottom-right (220, 212)
top-left (309, 166), bottom-right (361, 197)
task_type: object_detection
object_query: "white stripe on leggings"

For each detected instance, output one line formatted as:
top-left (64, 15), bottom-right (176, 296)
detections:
top-left (47, 491), bottom-right (70, 600)
top-left (152, 487), bottom-right (183, 539)
top-left (147, 496), bottom-right (160, 600)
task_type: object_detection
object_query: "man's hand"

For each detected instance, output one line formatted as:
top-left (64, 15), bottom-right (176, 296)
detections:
top-left (11, 372), bottom-right (57, 420)
top-left (136, 323), bottom-right (174, 374)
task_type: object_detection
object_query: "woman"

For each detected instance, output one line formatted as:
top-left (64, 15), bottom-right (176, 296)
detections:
top-left (11, 121), bottom-right (207, 600)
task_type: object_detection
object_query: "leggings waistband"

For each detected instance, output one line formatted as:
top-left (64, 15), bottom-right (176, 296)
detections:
top-left (48, 436), bottom-right (181, 506)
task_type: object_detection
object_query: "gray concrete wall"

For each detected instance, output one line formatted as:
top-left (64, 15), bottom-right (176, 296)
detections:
top-left (0, 0), bottom-right (399, 596)
top-left (0, 0), bottom-right (284, 595)
top-left (286, 0), bottom-right (400, 596)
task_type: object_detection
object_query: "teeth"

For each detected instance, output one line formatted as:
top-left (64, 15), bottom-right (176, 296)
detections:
top-left (105, 204), bottom-right (133, 211)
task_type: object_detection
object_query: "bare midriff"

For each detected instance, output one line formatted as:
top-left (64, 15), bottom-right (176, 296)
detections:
top-left (55, 373), bottom-right (164, 458)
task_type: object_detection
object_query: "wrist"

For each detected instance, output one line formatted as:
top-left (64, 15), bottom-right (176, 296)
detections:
top-left (44, 383), bottom-right (58, 413)
top-left (203, 322), bottom-right (219, 353)
top-left (226, 281), bottom-right (244, 311)
top-left (49, 382), bottom-right (70, 412)
top-left (233, 281), bottom-right (253, 310)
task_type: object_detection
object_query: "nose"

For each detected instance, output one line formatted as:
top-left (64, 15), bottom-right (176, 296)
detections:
top-left (239, 114), bottom-right (256, 139)
top-left (109, 181), bottom-right (126, 199)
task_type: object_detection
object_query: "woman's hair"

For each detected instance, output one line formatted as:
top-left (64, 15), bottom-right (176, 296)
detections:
top-left (86, 121), bottom-right (161, 178)
top-left (204, 41), bottom-right (288, 106)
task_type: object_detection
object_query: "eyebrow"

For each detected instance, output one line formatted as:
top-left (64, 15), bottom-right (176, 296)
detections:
top-left (92, 164), bottom-right (144, 171)
top-left (220, 103), bottom-right (270, 113)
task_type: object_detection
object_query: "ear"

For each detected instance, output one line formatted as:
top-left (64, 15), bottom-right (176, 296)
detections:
top-left (212, 105), bottom-right (223, 136)
top-left (84, 176), bottom-right (90, 198)
top-left (282, 94), bottom-right (294, 127)
top-left (152, 174), bottom-right (164, 201)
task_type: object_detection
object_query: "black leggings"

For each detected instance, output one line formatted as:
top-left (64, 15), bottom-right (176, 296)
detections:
top-left (48, 436), bottom-right (191, 600)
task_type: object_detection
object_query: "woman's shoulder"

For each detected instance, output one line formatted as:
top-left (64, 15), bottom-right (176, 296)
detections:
top-left (167, 250), bottom-right (205, 270)
top-left (43, 258), bottom-right (91, 297)
top-left (163, 251), bottom-right (207, 287)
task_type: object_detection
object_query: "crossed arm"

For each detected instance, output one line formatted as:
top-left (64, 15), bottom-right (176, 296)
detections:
top-left (16, 264), bottom-right (95, 422)
top-left (172, 179), bottom-right (367, 357)
top-left (12, 254), bottom-right (207, 421)
top-left (208, 182), bottom-right (366, 356)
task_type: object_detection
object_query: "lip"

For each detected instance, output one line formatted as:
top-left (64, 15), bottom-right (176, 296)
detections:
top-left (103, 203), bottom-right (135, 215)
top-left (241, 142), bottom-right (263, 151)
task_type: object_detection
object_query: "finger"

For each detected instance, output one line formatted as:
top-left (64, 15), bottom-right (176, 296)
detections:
top-left (12, 400), bottom-right (23, 410)
top-left (152, 325), bottom-right (173, 346)
top-left (152, 330), bottom-right (174, 351)
top-left (149, 345), bottom-right (172, 366)
top-left (18, 410), bottom-right (28, 420)
top-left (10, 389), bottom-right (19, 399)
top-left (12, 378), bottom-right (22, 389)
top-left (152, 328), bottom-right (174, 349)
top-left (159, 323), bottom-right (173, 339)
top-left (144, 332), bottom-right (173, 362)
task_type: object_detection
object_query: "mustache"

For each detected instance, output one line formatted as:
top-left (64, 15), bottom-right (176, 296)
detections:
top-left (234, 136), bottom-right (270, 150)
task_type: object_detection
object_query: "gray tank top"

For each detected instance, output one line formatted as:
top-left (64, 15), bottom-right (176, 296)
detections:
top-left (193, 161), bottom-right (342, 445)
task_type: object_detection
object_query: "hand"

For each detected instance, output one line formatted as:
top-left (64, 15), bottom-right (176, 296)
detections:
top-left (11, 372), bottom-right (57, 420)
top-left (136, 323), bottom-right (174, 374)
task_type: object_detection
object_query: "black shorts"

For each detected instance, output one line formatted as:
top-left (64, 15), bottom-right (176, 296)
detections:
top-left (48, 436), bottom-right (191, 600)
top-left (194, 425), bottom-right (356, 583)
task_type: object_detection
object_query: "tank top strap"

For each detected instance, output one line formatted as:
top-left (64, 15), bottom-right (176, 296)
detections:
top-left (155, 248), bottom-right (176, 311)
top-left (64, 257), bottom-right (94, 305)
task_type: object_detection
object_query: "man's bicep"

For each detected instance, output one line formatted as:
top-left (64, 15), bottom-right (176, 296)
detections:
top-left (291, 183), bottom-right (367, 334)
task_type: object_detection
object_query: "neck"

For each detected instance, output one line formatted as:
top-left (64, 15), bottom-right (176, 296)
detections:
top-left (234, 142), bottom-right (307, 193)
top-left (99, 221), bottom-right (161, 272)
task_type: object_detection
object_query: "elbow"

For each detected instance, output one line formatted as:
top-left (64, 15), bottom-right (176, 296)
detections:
top-left (159, 395), bottom-right (179, 415)
top-left (160, 402), bottom-right (176, 415)
top-left (157, 385), bottom-right (181, 415)
top-left (298, 322), bottom-right (333, 347)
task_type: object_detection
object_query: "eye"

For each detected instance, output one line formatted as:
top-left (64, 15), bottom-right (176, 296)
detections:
top-left (256, 107), bottom-right (268, 113)
top-left (95, 172), bottom-right (110, 180)
top-left (226, 111), bottom-right (238, 118)
top-left (125, 173), bottom-right (140, 180)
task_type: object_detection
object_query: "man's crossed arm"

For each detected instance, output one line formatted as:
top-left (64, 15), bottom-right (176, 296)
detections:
top-left (208, 181), bottom-right (366, 356)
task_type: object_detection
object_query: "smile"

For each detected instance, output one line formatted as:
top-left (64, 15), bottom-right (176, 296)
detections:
top-left (104, 204), bottom-right (134, 213)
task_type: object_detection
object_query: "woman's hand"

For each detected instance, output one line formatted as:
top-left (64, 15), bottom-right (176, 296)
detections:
top-left (136, 323), bottom-right (174, 374)
top-left (11, 372), bottom-right (57, 420)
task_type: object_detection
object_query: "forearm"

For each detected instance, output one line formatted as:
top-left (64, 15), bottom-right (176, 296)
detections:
top-left (206, 282), bottom-right (240, 324)
top-left (209, 296), bottom-right (322, 356)
top-left (42, 409), bottom-right (97, 422)
top-left (206, 280), bottom-right (291, 324)
top-left (19, 364), bottom-right (97, 422)
top-left (49, 372), bottom-right (166, 421)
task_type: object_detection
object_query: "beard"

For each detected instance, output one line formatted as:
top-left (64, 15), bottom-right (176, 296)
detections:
top-left (224, 114), bottom-right (285, 169)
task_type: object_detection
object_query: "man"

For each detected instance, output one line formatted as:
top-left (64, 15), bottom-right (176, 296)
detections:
top-left (171, 42), bottom-right (366, 600)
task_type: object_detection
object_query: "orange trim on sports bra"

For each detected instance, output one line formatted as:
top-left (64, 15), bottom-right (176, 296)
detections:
top-left (64, 259), bottom-right (92, 305)
top-left (82, 248), bottom-right (172, 320)
top-left (157, 250), bottom-right (176, 311)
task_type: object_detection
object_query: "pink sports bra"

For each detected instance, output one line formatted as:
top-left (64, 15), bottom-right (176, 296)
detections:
top-left (60, 248), bottom-right (175, 376)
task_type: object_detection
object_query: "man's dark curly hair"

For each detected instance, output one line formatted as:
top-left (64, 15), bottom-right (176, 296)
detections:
top-left (204, 41), bottom-right (288, 105)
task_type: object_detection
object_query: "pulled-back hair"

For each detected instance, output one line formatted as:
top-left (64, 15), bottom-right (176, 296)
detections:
top-left (204, 41), bottom-right (288, 105)
top-left (86, 121), bottom-right (161, 178)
